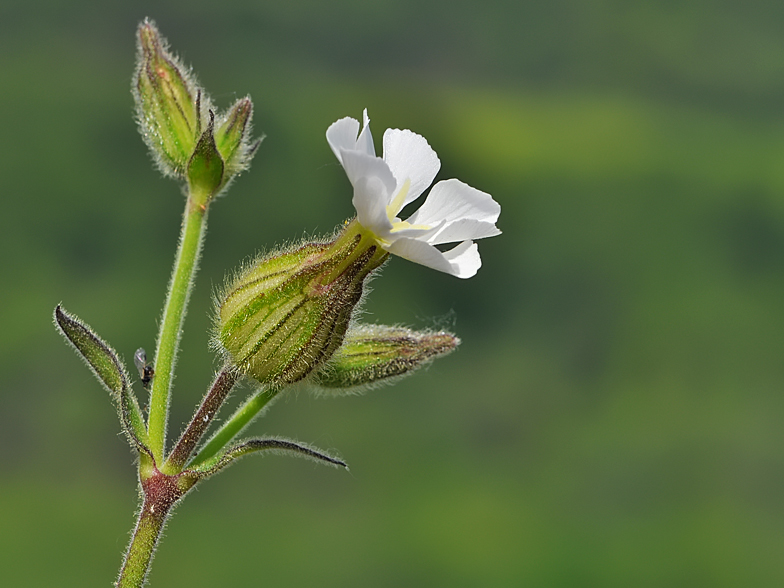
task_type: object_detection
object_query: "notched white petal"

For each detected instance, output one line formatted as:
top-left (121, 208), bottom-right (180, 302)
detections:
top-left (441, 240), bottom-right (481, 279)
top-left (353, 175), bottom-right (394, 234)
top-left (326, 117), bottom-right (360, 164)
top-left (340, 149), bottom-right (397, 199)
top-left (407, 179), bottom-right (500, 227)
top-left (383, 128), bottom-right (441, 209)
top-left (384, 237), bottom-right (455, 274)
top-left (388, 220), bottom-right (443, 241)
top-left (384, 237), bottom-right (480, 278)
top-left (426, 219), bottom-right (501, 245)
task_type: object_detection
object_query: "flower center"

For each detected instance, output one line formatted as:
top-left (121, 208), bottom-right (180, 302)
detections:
top-left (386, 178), bottom-right (410, 220)
top-left (385, 178), bottom-right (431, 234)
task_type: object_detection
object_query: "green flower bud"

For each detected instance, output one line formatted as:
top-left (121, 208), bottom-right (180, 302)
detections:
top-left (314, 325), bottom-right (459, 391)
top-left (187, 112), bottom-right (224, 205)
top-left (134, 19), bottom-right (204, 177)
top-left (215, 97), bottom-right (260, 180)
top-left (217, 227), bottom-right (389, 386)
top-left (133, 21), bottom-right (260, 196)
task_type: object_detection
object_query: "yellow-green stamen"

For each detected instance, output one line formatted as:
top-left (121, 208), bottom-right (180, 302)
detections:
top-left (385, 178), bottom-right (431, 233)
top-left (386, 178), bottom-right (410, 220)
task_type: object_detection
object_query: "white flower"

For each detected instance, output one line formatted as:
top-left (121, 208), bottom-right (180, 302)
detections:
top-left (326, 109), bottom-right (501, 279)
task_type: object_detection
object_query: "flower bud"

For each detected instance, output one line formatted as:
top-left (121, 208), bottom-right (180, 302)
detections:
top-left (187, 111), bottom-right (224, 205)
top-left (314, 325), bottom-right (459, 391)
top-left (215, 97), bottom-right (260, 179)
top-left (217, 228), bottom-right (388, 386)
top-left (134, 19), bottom-right (203, 177)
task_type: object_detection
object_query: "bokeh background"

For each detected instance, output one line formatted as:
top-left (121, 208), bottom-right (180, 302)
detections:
top-left (3, 1), bottom-right (784, 586)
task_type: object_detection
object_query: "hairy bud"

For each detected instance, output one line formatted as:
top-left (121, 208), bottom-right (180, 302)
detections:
top-left (133, 20), bottom-right (259, 194)
top-left (187, 111), bottom-right (224, 205)
top-left (315, 325), bottom-right (459, 391)
top-left (217, 227), bottom-right (389, 386)
top-left (215, 97), bottom-right (260, 180)
top-left (134, 19), bottom-right (204, 177)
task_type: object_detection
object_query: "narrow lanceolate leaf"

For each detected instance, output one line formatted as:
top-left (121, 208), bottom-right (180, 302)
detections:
top-left (54, 305), bottom-right (150, 453)
top-left (186, 437), bottom-right (347, 478)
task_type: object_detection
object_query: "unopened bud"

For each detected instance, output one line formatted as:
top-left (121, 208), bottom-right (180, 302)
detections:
top-left (315, 325), bottom-right (459, 391)
top-left (217, 229), bottom-right (388, 386)
top-left (134, 19), bottom-right (203, 177)
top-left (187, 112), bottom-right (224, 205)
top-left (215, 97), bottom-right (260, 179)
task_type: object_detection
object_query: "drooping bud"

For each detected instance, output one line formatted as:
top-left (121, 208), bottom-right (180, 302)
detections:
top-left (217, 224), bottom-right (389, 386)
top-left (314, 325), bottom-right (460, 391)
top-left (134, 19), bottom-right (203, 177)
top-left (215, 97), bottom-right (260, 180)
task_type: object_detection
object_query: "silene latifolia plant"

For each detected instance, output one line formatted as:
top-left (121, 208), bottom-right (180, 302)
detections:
top-left (53, 20), bottom-right (501, 588)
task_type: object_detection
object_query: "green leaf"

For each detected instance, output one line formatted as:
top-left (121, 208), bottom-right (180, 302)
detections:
top-left (187, 436), bottom-right (346, 478)
top-left (54, 305), bottom-right (150, 454)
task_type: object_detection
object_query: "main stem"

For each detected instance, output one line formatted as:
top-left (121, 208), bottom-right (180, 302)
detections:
top-left (117, 467), bottom-right (195, 588)
top-left (148, 197), bottom-right (209, 463)
top-left (116, 496), bottom-right (170, 588)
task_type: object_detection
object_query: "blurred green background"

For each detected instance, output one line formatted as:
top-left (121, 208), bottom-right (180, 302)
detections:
top-left (3, 0), bottom-right (784, 586)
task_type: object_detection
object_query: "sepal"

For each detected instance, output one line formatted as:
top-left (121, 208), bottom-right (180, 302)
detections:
top-left (314, 324), bottom-right (459, 392)
top-left (186, 437), bottom-right (347, 478)
top-left (53, 305), bottom-right (151, 455)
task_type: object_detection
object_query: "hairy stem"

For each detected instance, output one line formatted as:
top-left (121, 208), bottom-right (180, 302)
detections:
top-left (116, 496), bottom-right (170, 588)
top-left (147, 197), bottom-right (209, 462)
top-left (189, 387), bottom-right (280, 466)
top-left (163, 366), bottom-right (240, 473)
top-left (116, 466), bottom-right (195, 588)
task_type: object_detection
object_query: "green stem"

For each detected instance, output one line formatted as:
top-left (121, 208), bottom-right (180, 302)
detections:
top-left (148, 197), bottom-right (209, 463)
top-left (116, 496), bottom-right (170, 588)
top-left (189, 387), bottom-right (280, 466)
top-left (163, 366), bottom-right (240, 473)
top-left (116, 465), bottom-right (195, 588)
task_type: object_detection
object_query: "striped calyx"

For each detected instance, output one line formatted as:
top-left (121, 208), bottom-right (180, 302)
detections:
top-left (217, 223), bottom-right (388, 386)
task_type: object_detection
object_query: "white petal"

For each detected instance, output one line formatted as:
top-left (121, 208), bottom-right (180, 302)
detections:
top-left (340, 149), bottom-right (397, 199)
top-left (340, 149), bottom-right (396, 233)
top-left (382, 128), bottom-right (441, 211)
top-left (326, 116), bottom-right (360, 165)
top-left (441, 240), bottom-right (482, 278)
top-left (426, 219), bottom-right (501, 245)
top-left (406, 179), bottom-right (500, 228)
top-left (384, 237), bottom-right (481, 278)
top-left (387, 220), bottom-right (444, 242)
top-left (353, 176), bottom-right (394, 234)
top-left (356, 109), bottom-right (376, 156)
